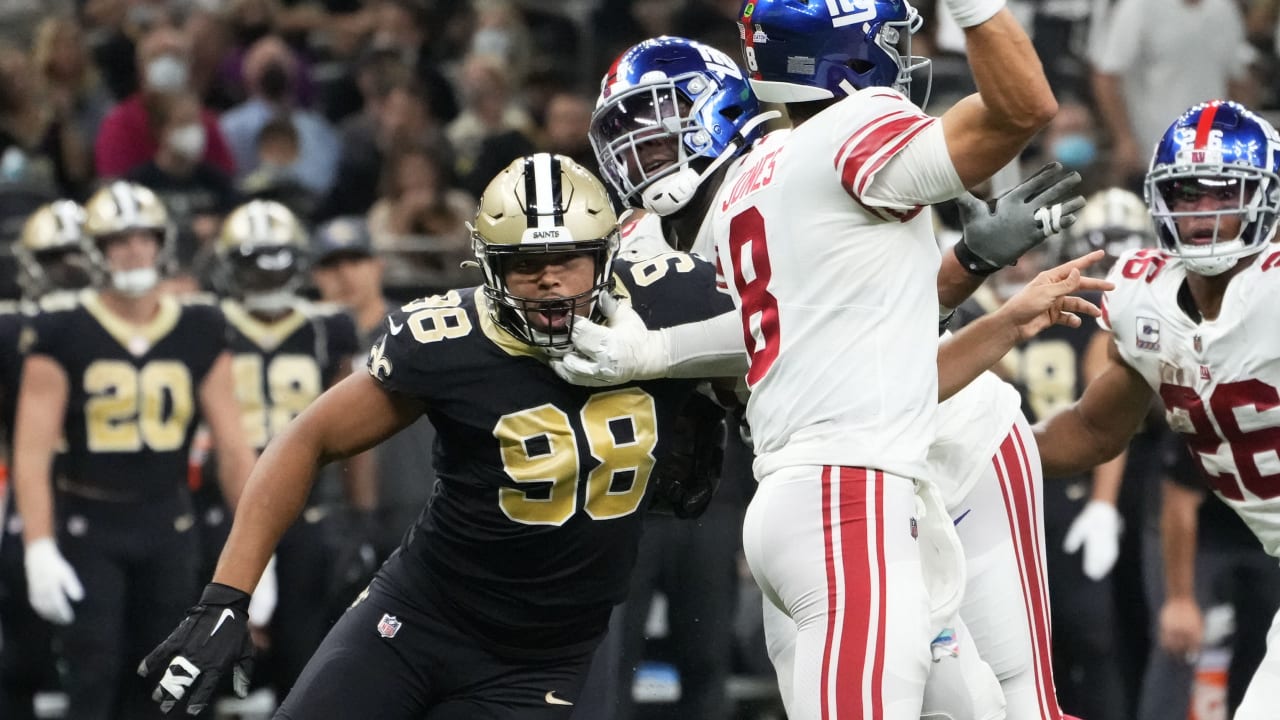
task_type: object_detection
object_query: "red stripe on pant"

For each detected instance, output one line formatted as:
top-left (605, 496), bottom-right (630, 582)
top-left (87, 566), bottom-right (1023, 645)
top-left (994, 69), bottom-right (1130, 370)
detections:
top-left (994, 431), bottom-right (1062, 720)
top-left (820, 467), bottom-right (886, 719)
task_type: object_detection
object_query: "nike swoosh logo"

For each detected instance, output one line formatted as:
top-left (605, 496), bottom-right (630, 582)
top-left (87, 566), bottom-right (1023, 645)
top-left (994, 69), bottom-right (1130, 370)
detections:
top-left (388, 319), bottom-right (404, 335)
top-left (545, 691), bottom-right (573, 706)
top-left (953, 509), bottom-right (972, 526)
top-left (211, 608), bottom-right (235, 636)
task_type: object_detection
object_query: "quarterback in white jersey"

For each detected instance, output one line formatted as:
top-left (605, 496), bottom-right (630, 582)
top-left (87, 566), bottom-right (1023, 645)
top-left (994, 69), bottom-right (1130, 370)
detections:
top-left (720, 0), bottom-right (1061, 709)
top-left (575, 20), bottom-right (1099, 717)
top-left (1036, 100), bottom-right (1280, 720)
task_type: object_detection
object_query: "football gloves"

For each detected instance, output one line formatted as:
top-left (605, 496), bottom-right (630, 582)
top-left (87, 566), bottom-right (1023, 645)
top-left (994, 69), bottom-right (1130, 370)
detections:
top-left (138, 583), bottom-right (255, 715)
top-left (953, 161), bottom-right (1086, 276)
top-left (1062, 499), bottom-right (1123, 581)
top-left (649, 392), bottom-right (725, 519)
top-left (24, 538), bottom-right (84, 625)
top-left (551, 293), bottom-right (669, 386)
top-left (325, 509), bottom-right (380, 612)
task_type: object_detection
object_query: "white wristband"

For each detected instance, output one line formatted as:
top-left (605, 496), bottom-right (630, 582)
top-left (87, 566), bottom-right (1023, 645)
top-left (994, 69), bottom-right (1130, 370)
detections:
top-left (944, 0), bottom-right (1005, 28)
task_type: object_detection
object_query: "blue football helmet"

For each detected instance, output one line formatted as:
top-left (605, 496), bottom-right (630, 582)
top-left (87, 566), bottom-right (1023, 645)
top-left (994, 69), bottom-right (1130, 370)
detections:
top-left (1146, 100), bottom-right (1280, 276)
top-left (737, 0), bottom-right (930, 104)
top-left (590, 36), bottom-right (770, 215)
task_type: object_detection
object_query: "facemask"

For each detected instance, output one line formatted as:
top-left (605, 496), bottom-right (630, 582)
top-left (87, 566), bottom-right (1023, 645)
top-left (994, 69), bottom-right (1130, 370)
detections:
top-left (1051, 134), bottom-right (1097, 169)
top-left (167, 123), bottom-right (206, 160)
top-left (112, 267), bottom-right (159, 296)
top-left (471, 29), bottom-right (512, 59)
top-left (145, 55), bottom-right (189, 93)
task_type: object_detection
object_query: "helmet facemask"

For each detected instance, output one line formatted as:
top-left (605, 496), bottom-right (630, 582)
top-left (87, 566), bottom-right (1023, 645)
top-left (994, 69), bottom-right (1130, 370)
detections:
top-left (473, 233), bottom-right (619, 350)
top-left (227, 244), bottom-right (305, 313)
top-left (91, 229), bottom-right (168, 297)
top-left (1147, 166), bottom-right (1280, 276)
top-left (591, 76), bottom-right (723, 214)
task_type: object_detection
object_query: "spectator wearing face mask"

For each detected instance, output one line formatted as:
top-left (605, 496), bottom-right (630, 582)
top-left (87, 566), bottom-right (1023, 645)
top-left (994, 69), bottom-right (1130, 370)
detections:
top-left (220, 35), bottom-right (340, 196)
top-left (94, 26), bottom-right (234, 179)
top-left (126, 91), bottom-right (237, 279)
top-left (1023, 97), bottom-right (1106, 198)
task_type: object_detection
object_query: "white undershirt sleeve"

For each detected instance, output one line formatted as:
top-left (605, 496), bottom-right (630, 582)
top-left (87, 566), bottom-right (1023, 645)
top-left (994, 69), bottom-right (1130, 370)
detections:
top-left (658, 309), bottom-right (749, 379)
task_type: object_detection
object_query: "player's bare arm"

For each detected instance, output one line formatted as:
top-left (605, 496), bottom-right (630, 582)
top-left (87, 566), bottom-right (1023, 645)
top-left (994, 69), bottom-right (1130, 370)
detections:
top-left (1034, 338), bottom-right (1153, 476)
top-left (198, 351), bottom-right (257, 510)
top-left (939, 7), bottom-right (1057, 186)
top-left (1158, 478), bottom-right (1205, 657)
top-left (12, 354), bottom-right (69, 543)
top-left (937, 250), bottom-right (1111, 400)
top-left (212, 371), bottom-right (423, 594)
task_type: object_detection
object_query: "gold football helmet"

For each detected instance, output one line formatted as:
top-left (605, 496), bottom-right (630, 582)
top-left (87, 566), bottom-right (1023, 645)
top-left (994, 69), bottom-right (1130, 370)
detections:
top-left (1057, 187), bottom-right (1154, 277)
top-left (15, 200), bottom-right (94, 298)
top-left (215, 200), bottom-right (308, 311)
top-left (472, 153), bottom-right (619, 348)
top-left (82, 181), bottom-right (175, 295)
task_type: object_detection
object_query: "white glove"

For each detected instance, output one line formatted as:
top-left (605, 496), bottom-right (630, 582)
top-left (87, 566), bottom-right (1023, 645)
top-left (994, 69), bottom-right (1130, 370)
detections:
top-left (1062, 500), bottom-right (1123, 581)
top-left (550, 293), bottom-right (670, 387)
top-left (25, 537), bottom-right (84, 625)
top-left (247, 554), bottom-right (278, 627)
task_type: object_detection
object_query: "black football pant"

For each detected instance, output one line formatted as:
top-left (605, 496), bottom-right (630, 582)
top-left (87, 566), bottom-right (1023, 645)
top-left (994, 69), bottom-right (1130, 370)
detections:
top-left (613, 502), bottom-right (741, 720)
top-left (54, 492), bottom-right (200, 720)
top-left (1043, 477), bottom-right (1129, 720)
top-left (275, 573), bottom-right (597, 719)
top-left (0, 505), bottom-right (58, 720)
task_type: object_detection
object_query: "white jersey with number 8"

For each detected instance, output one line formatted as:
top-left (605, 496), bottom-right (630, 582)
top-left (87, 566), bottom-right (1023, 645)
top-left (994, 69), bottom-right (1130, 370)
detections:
top-left (706, 87), bottom-right (964, 481)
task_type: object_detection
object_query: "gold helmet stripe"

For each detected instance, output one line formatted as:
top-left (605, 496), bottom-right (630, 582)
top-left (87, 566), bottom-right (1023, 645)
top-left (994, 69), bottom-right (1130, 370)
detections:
top-left (249, 200), bottom-right (270, 243)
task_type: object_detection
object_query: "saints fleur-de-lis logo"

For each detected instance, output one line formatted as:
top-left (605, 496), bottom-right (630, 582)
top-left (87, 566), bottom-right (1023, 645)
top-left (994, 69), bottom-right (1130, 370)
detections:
top-left (368, 341), bottom-right (392, 380)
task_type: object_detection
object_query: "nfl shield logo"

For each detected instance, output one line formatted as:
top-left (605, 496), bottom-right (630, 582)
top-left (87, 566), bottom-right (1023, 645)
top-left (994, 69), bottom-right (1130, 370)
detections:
top-left (377, 613), bottom-right (402, 638)
top-left (1194, 335), bottom-right (1202, 352)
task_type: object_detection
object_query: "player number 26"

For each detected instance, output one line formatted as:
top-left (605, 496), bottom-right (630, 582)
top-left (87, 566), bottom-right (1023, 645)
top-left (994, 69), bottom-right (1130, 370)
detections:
top-left (495, 389), bottom-right (658, 526)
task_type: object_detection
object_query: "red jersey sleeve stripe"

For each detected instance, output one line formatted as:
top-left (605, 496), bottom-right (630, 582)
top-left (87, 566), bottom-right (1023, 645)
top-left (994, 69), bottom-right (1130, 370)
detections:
top-left (838, 115), bottom-right (933, 199)
top-left (831, 110), bottom-right (918, 170)
top-left (853, 117), bottom-right (936, 197)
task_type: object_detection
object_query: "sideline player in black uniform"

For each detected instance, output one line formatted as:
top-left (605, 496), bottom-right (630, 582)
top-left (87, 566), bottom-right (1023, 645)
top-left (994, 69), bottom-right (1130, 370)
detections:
top-left (211, 199), bottom-right (368, 695)
top-left (139, 153), bottom-right (735, 718)
top-left (0, 200), bottom-right (95, 720)
top-left (11, 181), bottom-right (256, 720)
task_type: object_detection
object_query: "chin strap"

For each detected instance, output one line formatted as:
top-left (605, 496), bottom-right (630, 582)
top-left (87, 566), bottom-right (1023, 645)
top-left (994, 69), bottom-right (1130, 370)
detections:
top-left (641, 111), bottom-right (782, 216)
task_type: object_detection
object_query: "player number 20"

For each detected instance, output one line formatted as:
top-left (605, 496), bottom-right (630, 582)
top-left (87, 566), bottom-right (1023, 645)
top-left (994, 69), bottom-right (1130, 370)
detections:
top-left (495, 389), bottom-right (658, 525)
top-left (84, 360), bottom-right (194, 453)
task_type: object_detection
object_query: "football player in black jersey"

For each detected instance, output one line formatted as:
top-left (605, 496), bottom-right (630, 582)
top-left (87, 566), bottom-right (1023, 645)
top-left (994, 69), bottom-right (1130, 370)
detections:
top-left (139, 153), bottom-right (735, 718)
top-left (11, 181), bottom-right (255, 720)
top-left (211, 199), bottom-right (372, 696)
top-left (0, 200), bottom-right (94, 720)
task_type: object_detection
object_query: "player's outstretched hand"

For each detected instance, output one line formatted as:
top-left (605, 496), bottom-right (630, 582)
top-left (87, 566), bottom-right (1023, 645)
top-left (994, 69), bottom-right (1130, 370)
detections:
top-left (995, 250), bottom-right (1115, 340)
top-left (138, 583), bottom-right (255, 715)
top-left (551, 293), bottom-right (668, 387)
top-left (954, 161), bottom-right (1087, 275)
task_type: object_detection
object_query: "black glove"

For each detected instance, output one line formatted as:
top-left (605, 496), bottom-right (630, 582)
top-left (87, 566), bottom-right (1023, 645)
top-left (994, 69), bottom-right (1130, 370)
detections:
top-left (649, 392), bottom-right (726, 519)
top-left (953, 161), bottom-right (1087, 275)
top-left (325, 508), bottom-right (380, 613)
top-left (138, 583), bottom-right (254, 715)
